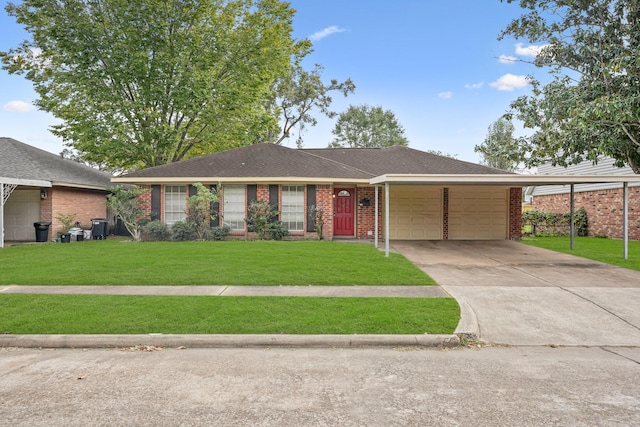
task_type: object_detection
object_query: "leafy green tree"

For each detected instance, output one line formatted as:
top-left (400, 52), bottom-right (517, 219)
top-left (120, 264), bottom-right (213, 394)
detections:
top-left (474, 118), bottom-right (520, 171)
top-left (500, 0), bottom-right (640, 173)
top-left (105, 186), bottom-right (148, 242)
top-left (1, 0), bottom-right (309, 170)
top-left (329, 105), bottom-right (409, 148)
top-left (270, 64), bottom-right (355, 147)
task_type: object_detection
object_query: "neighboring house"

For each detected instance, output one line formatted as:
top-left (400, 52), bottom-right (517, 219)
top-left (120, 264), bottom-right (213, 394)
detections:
top-left (0, 137), bottom-right (113, 246)
top-left (531, 156), bottom-right (640, 240)
top-left (113, 143), bottom-right (524, 242)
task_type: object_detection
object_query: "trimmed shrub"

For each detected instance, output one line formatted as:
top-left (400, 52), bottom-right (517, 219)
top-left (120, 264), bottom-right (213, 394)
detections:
top-left (141, 221), bottom-right (171, 241)
top-left (268, 221), bottom-right (289, 241)
top-left (209, 225), bottom-right (231, 241)
top-left (172, 221), bottom-right (197, 241)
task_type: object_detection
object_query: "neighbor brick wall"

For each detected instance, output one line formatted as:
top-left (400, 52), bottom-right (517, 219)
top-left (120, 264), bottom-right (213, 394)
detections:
top-left (509, 187), bottom-right (523, 240)
top-left (355, 186), bottom-right (382, 239)
top-left (51, 187), bottom-right (107, 236)
top-left (533, 187), bottom-right (640, 240)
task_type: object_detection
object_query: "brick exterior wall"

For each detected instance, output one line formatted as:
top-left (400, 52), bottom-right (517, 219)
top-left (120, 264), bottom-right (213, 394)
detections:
top-left (442, 188), bottom-right (449, 239)
top-left (138, 184), bottom-right (152, 219)
top-left (355, 186), bottom-right (382, 239)
top-left (315, 185), bottom-right (333, 240)
top-left (50, 187), bottom-right (107, 237)
top-left (509, 187), bottom-right (523, 240)
top-left (257, 184), bottom-right (269, 201)
top-left (533, 187), bottom-right (640, 240)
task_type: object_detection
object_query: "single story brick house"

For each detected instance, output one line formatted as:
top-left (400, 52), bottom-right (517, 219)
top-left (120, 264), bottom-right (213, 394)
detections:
top-left (0, 137), bottom-right (112, 247)
top-left (532, 156), bottom-right (640, 240)
top-left (113, 143), bottom-right (525, 242)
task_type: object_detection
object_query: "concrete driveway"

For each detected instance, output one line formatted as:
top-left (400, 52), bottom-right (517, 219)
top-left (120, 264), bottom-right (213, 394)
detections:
top-left (392, 240), bottom-right (640, 346)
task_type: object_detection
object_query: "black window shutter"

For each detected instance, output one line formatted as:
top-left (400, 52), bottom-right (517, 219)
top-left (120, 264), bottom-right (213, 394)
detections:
top-left (210, 184), bottom-right (219, 227)
top-left (188, 184), bottom-right (197, 197)
top-left (306, 185), bottom-right (316, 232)
top-left (269, 185), bottom-right (279, 222)
top-left (151, 185), bottom-right (161, 221)
top-left (247, 185), bottom-right (257, 231)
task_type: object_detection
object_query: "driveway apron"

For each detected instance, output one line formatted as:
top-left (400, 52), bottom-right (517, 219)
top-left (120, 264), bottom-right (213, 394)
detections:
top-left (392, 240), bottom-right (640, 346)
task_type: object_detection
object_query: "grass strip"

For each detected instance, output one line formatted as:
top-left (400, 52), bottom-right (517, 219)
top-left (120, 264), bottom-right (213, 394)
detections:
top-left (521, 236), bottom-right (640, 271)
top-left (0, 295), bottom-right (459, 335)
top-left (0, 240), bottom-right (434, 286)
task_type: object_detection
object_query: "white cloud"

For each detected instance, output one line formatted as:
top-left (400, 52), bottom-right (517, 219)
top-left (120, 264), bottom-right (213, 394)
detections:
top-left (490, 74), bottom-right (530, 91)
top-left (3, 100), bottom-right (35, 112)
top-left (464, 82), bottom-right (484, 90)
top-left (499, 54), bottom-right (518, 64)
top-left (437, 91), bottom-right (453, 100)
top-left (310, 25), bottom-right (346, 41)
top-left (515, 42), bottom-right (547, 57)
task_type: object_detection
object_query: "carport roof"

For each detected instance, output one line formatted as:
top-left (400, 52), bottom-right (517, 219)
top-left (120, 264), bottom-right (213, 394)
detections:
top-left (370, 173), bottom-right (640, 186)
top-left (0, 137), bottom-right (112, 190)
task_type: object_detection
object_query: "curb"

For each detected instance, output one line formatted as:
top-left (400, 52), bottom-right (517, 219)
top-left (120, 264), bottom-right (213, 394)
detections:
top-left (0, 334), bottom-right (460, 349)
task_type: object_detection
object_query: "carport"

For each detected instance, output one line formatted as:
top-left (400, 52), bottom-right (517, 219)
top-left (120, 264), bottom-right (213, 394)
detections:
top-left (1, 178), bottom-right (51, 248)
top-left (371, 174), bottom-right (640, 258)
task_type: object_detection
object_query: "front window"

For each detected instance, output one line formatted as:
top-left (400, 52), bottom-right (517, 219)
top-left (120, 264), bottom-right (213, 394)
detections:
top-left (223, 185), bottom-right (245, 231)
top-left (281, 185), bottom-right (304, 231)
top-left (164, 185), bottom-right (186, 226)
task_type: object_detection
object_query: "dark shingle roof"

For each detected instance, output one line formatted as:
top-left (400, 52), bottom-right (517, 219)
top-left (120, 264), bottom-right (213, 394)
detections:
top-left (303, 145), bottom-right (509, 175)
top-left (0, 137), bottom-right (113, 189)
top-left (120, 143), bottom-right (511, 181)
top-left (124, 143), bottom-right (373, 179)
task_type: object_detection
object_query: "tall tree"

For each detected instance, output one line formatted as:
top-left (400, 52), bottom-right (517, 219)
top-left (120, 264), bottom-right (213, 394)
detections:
top-left (500, 0), bottom-right (640, 173)
top-left (474, 118), bottom-right (520, 171)
top-left (271, 64), bottom-right (355, 147)
top-left (1, 0), bottom-right (309, 170)
top-left (329, 104), bottom-right (409, 148)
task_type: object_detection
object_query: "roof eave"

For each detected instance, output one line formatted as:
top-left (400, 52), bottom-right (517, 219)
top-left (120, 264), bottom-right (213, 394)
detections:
top-left (0, 177), bottom-right (52, 187)
top-left (112, 176), bottom-right (371, 185)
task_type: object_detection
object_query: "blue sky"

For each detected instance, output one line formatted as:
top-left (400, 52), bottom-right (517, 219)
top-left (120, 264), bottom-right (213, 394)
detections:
top-left (0, 0), bottom-right (545, 163)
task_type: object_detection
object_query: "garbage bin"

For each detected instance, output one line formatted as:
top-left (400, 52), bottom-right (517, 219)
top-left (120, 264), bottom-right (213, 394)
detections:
top-left (91, 218), bottom-right (108, 240)
top-left (33, 222), bottom-right (51, 243)
top-left (69, 227), bottom-right (83, 242)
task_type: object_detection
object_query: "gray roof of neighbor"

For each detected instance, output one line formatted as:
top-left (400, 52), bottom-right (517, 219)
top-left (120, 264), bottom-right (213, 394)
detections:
top-left (121, 143), bottom-right (509, 180)
top-left (0, 137), bottom-right (113, 189)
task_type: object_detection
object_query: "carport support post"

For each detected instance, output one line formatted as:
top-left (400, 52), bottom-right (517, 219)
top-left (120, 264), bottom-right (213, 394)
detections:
top-left (374, 184), bottom-right (379, 249)
top-left (623, 182), bottom-right (629, 260)
top-left (0, 183), bottom-right (4, 248)
top-left (385, 182), bottom-right (390, 257)
top-left (570, 184), bottom-right (575, 251)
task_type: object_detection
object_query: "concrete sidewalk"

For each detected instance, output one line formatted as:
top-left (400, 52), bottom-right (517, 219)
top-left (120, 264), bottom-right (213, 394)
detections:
top-left (0, 285), bottom-right (449, 297)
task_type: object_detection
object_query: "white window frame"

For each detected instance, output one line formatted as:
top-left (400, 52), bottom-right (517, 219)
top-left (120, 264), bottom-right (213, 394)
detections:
top-left (164, 185), bottom-right (187, 226)
top-left (223, 185), bottom-right (245, 232)
top-left (281, 185), bottom-right (304, 232)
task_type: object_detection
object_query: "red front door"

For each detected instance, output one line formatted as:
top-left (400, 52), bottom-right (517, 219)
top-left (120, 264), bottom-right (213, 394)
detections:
top-left (334, 188), bottom-right (354, 236)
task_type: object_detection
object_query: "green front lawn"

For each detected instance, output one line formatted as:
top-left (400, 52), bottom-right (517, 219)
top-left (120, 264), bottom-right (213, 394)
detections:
top-left (0, 295), bottom-right (459, 335)
top-left (0, 239), bottom-right (434, 286)
top-left (521, 236), bottom-right (640, 271)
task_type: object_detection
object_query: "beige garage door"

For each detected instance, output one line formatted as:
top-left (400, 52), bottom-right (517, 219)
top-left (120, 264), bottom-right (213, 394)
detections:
top-left (388, 186), bottom-right (442, 240)
top-left (5, 190), bottom-right (41, 241)
top-left (448, 187), bottom-right (508, 240)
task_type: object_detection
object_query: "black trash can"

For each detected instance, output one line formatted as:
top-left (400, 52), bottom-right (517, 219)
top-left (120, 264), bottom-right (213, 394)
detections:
top-left (91, 218), bottom-right (108, 240)
top-left (33, 222), bottom-right (51, 243)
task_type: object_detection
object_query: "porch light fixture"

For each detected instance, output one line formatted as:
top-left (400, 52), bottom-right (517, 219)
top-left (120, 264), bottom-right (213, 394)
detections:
top-left (359, 197), bottom-right (370, 207)
top-left (40, 189), bottom-right (48, 200)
